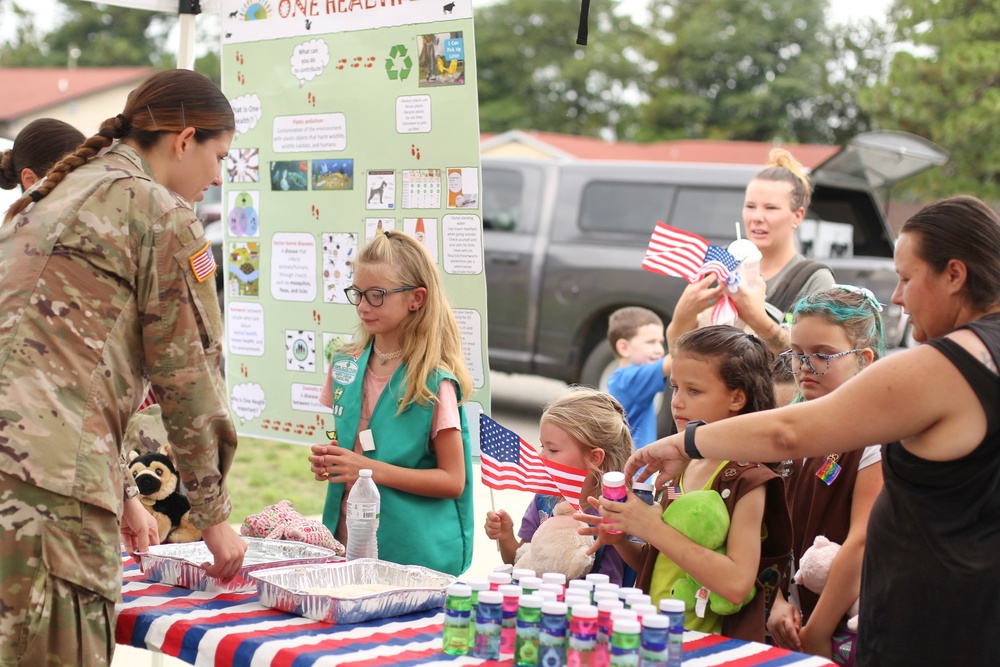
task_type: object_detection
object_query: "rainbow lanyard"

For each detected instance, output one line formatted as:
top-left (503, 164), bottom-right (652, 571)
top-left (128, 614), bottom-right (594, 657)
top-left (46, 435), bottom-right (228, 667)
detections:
top-left (815, 454), bottom-right (842, 486)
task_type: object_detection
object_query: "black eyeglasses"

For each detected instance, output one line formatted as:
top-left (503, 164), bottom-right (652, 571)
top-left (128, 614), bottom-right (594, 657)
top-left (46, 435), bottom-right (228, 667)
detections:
top-left (778, 349), bottom-right (863, 376)
top-left (344, 285), bottom-right (416, 307)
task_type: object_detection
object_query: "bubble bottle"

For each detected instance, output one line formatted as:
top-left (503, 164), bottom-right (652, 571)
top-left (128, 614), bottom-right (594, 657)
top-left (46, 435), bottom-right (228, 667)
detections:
top-left (473, 590), bottom-right (503, 660)
top-left (602, 472), bottom-right (627, 534)
top-left (489, 570), bottom-right (513, 591)
top-left (659, 598), bottom-right (685, 667)
top-left (442, 583), bottom-right (472, 655)
top-left (609, 618), bottom-right (641, 667)
top-left (499, 583), bottom-right (523, 657)
top-left (595, 598), bottom-right (624, 667)
top-left (539, 601), bottom-right (569, 667)
top-left (515, 594), bottom-right (544, 666)
top-left (638, 614), bottom-right (670, 667)
top-left (567, 604), bottom-right (598, 667)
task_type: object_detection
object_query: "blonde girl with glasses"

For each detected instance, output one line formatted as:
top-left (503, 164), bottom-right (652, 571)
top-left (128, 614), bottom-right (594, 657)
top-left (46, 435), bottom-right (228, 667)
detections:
top-left (309, 230), bottom-right (475, 575)
top-left (767, 286), bottom-right (886, 665)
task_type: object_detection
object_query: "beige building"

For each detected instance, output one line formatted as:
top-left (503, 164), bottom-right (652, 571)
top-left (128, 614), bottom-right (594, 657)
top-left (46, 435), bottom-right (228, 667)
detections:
top-left (0, 67), bottom-right (154, 140)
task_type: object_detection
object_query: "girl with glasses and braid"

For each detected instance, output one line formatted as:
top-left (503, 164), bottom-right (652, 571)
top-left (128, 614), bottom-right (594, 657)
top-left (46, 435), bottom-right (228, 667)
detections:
top-left (768, 286), bottom-right (886, 665)
top-left (310, 230), bottom-right (475, 576)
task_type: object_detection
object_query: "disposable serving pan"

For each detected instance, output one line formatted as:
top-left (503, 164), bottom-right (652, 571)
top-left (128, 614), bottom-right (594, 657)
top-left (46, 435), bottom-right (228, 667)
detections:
top-left (138, 537), bottom-right (343, 592)
top-left (250, 558), bottom-right (456, 624)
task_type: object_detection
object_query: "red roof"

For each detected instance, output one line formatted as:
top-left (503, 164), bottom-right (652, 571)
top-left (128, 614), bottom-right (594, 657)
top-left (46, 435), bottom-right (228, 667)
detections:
top-left (483, 129), bottom-right (839, 169)
top-left (0, 68), bottom-right (155, 121)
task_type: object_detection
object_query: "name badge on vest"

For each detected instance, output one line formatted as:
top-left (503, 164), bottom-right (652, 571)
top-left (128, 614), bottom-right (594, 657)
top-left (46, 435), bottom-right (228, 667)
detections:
top-left (359, 429), bottom-right (376, 452)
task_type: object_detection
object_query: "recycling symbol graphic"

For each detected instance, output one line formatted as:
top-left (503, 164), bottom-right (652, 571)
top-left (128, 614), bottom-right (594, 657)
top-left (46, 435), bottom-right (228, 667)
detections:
top-left (385, 44), bottom-right (413, 81)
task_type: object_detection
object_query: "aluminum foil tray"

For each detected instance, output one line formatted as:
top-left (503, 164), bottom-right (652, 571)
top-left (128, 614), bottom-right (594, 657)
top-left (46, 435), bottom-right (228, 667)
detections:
top-left (250, 559), bottom-right (456, 624)
top-left (139, 537), bottom-right (343, 592)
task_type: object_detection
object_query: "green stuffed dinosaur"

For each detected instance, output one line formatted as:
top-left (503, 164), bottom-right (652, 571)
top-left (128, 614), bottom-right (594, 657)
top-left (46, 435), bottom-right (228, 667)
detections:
top-left (661, 489), bottom-right (755, 616)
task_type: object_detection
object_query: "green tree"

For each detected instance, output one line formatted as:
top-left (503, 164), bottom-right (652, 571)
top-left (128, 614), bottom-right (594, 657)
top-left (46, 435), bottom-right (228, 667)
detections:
top-left (0, 0), bottom-right (172, 67)
top-left (804, 17), bottom-right (893, 145)
top-left (636, 0), bottom-right (831, 143)
top-left (474, 0), bottom-right (650, 138)
top-left (865, 0), bottom-right (1000, 202)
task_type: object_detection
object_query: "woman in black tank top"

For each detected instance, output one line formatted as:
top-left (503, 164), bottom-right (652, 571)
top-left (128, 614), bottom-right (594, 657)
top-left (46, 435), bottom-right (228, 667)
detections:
top-left (624, 195), bottom-right (1000, 667)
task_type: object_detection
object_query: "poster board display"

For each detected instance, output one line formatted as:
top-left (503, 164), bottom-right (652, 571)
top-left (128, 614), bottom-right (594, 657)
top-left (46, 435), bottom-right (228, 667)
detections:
top-left (220, 0), bottom-right (487, 445)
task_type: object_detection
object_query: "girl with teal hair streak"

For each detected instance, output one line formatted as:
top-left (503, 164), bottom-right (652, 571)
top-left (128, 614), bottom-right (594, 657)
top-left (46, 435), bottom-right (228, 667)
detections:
top-left (767, 286), bottom-right (886, 665)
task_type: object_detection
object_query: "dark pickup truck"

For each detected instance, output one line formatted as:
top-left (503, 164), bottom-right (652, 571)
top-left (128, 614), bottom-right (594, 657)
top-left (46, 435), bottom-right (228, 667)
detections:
top-left (481, 131), bottom-right (947, 389)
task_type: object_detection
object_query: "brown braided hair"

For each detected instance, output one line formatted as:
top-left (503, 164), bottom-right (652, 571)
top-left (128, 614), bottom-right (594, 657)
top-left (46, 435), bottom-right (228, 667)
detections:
top-left (0, 119), bottom-right (85, 192)
top-left (4, 69), bottom-right (234, 224)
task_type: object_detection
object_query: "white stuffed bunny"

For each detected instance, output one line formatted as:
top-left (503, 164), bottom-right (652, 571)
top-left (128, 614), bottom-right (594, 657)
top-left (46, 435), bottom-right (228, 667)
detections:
top-left (795, 535), bottom-right (859, 630)
top-left (513, 501), bottom-right (595, 581)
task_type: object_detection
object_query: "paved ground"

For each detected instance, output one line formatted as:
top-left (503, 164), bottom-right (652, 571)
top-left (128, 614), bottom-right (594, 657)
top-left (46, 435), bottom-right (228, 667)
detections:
top-left (113, 372), bottom-right (569, 666)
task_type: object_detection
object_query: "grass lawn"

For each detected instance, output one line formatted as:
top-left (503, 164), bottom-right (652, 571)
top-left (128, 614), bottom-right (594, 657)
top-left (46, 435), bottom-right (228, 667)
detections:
top-left (226, 437), bottom-right (328, 524)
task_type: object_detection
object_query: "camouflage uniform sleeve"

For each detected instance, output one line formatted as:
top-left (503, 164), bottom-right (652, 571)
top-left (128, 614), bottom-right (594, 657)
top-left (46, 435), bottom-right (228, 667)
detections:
top-left (122, 457), bottom-right (140, 502)
top-left (136, 204), bottom-right (237, 530)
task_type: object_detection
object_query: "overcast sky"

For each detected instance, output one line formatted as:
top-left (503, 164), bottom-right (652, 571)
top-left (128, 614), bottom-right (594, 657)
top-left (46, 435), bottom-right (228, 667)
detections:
top-left (2, 0), bottom-right (891, 49)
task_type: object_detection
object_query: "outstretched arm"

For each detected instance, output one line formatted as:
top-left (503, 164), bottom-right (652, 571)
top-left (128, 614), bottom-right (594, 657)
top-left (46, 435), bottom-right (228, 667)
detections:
top-left (625, 344), bottom-right (986, 483)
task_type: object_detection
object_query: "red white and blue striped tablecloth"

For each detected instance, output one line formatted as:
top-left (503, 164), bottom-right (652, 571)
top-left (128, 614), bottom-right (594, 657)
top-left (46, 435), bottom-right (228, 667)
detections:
top-left (116, 557), bottom-right (832, 667)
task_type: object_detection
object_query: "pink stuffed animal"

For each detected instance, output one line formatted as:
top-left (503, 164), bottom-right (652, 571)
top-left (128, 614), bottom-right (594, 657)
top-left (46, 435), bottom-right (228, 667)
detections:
top-left (794, 535), bottom-right (859, 630)
top-left (241, 500), bottom-right (345, 556)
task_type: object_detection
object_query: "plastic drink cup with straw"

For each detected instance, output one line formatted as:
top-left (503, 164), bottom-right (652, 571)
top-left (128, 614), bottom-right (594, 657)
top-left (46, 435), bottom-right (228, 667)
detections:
top-left (728, 237), bottom-right (762, 291)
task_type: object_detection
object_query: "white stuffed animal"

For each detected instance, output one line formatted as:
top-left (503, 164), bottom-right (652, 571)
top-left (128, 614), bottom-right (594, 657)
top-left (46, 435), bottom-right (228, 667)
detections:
top-left (795, 535), bottom-right (859, 630)
top-left (513, 501), bottom-right (595, 581)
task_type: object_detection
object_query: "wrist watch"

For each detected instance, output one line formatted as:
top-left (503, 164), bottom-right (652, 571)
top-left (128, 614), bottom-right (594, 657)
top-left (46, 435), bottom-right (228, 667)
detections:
top-left (684, 420), bottom-right (707, 459)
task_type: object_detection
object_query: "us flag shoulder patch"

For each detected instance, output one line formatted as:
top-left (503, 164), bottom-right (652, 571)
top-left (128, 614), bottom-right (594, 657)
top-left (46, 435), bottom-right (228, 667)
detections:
top-left (189, 243), bottom-right (216, 283)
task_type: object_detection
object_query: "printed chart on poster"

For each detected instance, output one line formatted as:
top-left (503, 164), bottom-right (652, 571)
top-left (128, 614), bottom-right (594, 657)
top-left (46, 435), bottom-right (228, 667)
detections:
top-left (220, 0), bottom-right (488, 447)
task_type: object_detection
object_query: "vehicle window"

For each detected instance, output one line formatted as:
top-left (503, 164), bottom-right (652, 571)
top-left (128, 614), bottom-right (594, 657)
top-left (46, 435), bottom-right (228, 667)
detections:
top-left (579, 182), bottom-right (676, 233)
top-left (669, 187), bottom-right (746, 238)
top-left (482, 168), bottom-right (523, 232)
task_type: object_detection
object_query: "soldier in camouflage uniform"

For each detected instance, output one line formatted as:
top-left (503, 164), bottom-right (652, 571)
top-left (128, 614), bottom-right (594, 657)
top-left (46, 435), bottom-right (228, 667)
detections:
top-left (0, 69), bottom-right (246, 666)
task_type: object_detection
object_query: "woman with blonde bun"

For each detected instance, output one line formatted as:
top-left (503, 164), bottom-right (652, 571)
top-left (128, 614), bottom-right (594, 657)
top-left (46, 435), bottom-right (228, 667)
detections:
top-left (667, 148), bottom-right (836, 355)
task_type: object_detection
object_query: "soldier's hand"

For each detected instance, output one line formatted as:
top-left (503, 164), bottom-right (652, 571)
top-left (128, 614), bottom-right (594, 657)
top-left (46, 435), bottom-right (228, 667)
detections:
top-left (121, 496), bottom-right (160, 566)
top-left (201, 523), bottom-right (248, 582)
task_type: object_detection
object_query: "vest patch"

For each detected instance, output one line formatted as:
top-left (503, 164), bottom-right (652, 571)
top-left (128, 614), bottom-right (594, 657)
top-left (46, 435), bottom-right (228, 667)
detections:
top-left (332, 385), bottom-right (344, 403)
top-left (333, 404), bottom-right (344, 417)
top-left (332, 359), bottom-right (359, 385)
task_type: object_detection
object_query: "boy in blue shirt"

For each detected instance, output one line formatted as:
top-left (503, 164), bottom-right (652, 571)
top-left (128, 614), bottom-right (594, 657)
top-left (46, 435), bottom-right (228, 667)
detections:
top-left (606, 307), bottom-right (672, 448)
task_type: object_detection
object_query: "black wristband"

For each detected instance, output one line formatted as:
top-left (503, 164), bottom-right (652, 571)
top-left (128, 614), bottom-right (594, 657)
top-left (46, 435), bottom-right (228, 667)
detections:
top-left (685, 420), bottom-right (707, 459)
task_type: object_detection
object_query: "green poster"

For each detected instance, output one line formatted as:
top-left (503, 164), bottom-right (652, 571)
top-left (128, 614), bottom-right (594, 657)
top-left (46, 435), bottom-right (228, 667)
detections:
top-left (220, 0), bottom-right (488, 444)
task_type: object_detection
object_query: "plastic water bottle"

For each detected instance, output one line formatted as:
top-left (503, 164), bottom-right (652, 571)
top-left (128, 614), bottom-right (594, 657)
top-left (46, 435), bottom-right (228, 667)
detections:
top-left (346, 469), bottom-right (380, 560)
top-left (442, 583), bottom-right (472, 655)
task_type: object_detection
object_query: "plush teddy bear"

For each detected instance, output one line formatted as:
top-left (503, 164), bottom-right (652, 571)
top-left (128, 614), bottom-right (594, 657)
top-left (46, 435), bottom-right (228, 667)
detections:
top-left (795, 535), bottom-right (860, 630)
top-left (128, 444), bottom-right (201, 544)
top-left (513, 501), bottom-right (595, 581)
top-left (659, 489), bottom-right (756, 616)
top-left (241, 500), bottom-right (345, 556)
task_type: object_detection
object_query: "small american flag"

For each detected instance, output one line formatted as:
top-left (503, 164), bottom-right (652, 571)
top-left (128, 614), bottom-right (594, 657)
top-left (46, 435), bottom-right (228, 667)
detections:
top-left (189, 243), bottom-right (217, 283)
top-left (665, 485), bottom-right (682, 500)
top-left (479, 414), bottom-right (587, 510)
top-left (138, 387), bottom-right (157, 411)
top-left (642, 222), bottom-right (739, 284)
